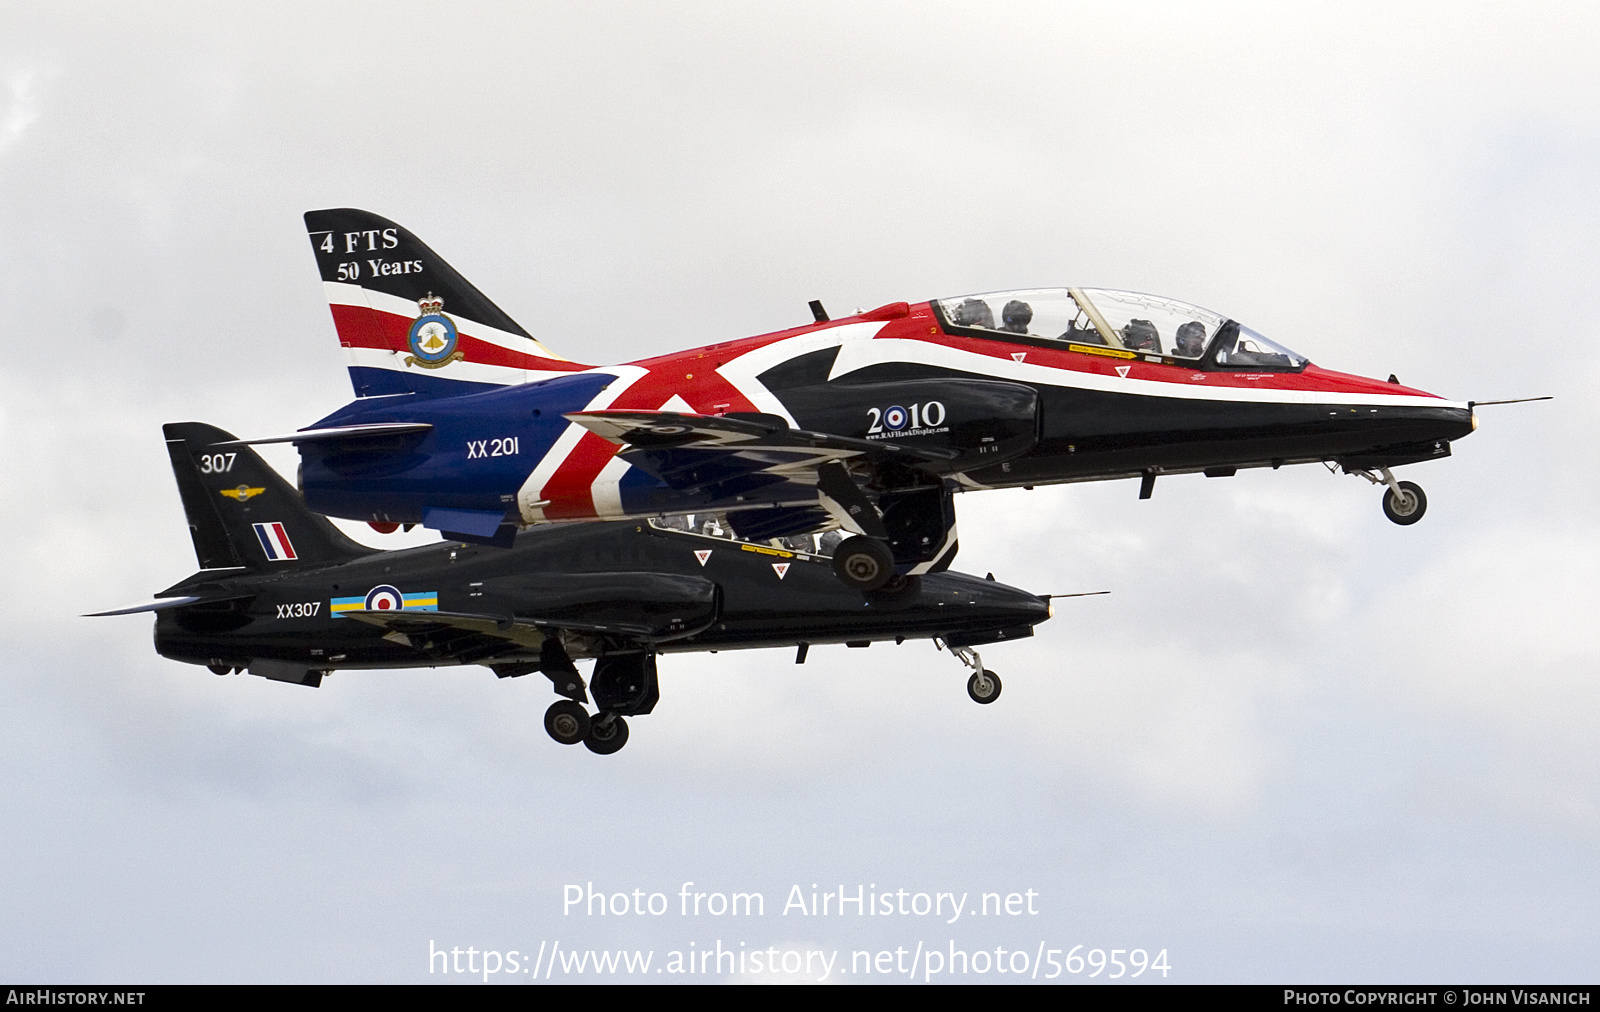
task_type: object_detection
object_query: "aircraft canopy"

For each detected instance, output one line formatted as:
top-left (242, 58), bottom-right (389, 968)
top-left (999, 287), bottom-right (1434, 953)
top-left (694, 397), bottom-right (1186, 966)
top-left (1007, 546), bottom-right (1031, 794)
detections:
top-left (934, 287), bottom-right (1307, 369)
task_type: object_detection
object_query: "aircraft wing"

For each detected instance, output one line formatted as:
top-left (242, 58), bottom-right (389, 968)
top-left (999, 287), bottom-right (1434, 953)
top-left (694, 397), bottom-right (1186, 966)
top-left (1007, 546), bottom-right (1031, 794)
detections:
top-left (84, 592), bottom-right (255, 617)
top-left (336, 570), bottom-right (718, 646)
top-left (211, 422), bottom-right (433, 447)
top-left (565, 409), bottom-right (955, 464)
top-left (336, 608), bottom-right (661, 645)
top-left (563, 410), bottom-right (955, 522)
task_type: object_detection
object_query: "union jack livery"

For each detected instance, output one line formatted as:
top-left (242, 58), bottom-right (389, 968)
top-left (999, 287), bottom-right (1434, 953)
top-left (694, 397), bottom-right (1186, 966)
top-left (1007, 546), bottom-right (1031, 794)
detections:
top-left (234, 209), bottom-right (1488, 592)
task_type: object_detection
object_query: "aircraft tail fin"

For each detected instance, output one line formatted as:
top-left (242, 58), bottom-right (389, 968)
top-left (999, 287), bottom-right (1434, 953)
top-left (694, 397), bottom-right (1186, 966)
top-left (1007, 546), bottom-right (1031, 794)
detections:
top-left (162, 422), bottom-right (377, 571)
top-left (303, 208), bottom-right (589, 398)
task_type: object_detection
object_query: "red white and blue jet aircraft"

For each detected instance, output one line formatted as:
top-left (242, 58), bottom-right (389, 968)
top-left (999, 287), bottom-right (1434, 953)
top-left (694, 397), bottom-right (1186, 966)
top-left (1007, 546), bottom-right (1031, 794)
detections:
top-left (238, 209), bottom-right (1480, 591)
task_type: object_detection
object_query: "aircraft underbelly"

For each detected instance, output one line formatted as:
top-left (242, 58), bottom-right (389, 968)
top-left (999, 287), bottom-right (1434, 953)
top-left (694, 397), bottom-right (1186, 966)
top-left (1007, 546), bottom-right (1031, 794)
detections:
top-left (968, 386), bottom-right (1473, 484)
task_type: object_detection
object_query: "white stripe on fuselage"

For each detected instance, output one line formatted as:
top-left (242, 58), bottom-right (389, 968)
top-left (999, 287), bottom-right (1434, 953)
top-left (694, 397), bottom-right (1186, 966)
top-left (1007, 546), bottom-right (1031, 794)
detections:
top-left (827, 336), bottom-right (1467, 409)
top-left (716, 321), bottom-right (890, 423)
top-left (588, 394), bottom-right (694, 517)
top-left (590, 454), bottom-right (634, 518)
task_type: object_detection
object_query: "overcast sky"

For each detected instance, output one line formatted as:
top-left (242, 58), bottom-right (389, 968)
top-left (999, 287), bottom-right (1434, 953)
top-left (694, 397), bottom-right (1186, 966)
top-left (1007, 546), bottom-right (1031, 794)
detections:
top-left (3, 2), bottom-right (1599, 983)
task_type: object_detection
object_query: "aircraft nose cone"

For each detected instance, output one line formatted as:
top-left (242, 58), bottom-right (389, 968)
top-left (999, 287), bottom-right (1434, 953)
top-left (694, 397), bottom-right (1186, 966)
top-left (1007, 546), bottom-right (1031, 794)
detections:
top-left (956, 574), bottom-right (1054, 623)
top-left (1424, 404), bottom-right (1477, 446)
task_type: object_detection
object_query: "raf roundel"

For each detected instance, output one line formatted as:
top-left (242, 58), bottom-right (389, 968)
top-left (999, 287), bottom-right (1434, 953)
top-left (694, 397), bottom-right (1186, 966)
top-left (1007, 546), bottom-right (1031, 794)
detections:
top-left (405, 293), bottom-right (463, 369)
top-left (363, 584), bottom-right (404, 611)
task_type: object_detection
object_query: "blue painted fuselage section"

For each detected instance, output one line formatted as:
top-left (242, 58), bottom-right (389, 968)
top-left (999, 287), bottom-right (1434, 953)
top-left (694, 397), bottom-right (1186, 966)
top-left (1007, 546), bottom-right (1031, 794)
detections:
top-left (300, 372), bottom-right (625, 523)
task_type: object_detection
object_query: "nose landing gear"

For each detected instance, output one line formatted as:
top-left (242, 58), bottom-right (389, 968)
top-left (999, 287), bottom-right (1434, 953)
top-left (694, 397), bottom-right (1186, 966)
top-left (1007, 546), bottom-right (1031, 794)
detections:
top-left (1348, 466), bottom-right (1428, 526)
top-left (1381, 479), bottom-right (1427, 525)
top-left (939, 638), bottom-right (1003, 705)
top-left (966, 669), bottom-right (1002, 704)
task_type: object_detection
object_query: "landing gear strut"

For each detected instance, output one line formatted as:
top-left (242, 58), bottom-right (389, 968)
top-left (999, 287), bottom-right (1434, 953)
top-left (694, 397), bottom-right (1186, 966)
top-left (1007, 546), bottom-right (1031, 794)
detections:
top-left (939, 638), bottom-right (1002, 705)
top-left (1350, 467), bottom-right (1427, 525)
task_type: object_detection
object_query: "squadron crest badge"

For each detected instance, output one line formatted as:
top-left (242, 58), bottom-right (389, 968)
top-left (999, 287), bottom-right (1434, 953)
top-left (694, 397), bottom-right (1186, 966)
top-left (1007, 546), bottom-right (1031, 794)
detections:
top-left (405, 293), bottom-right (465, 369)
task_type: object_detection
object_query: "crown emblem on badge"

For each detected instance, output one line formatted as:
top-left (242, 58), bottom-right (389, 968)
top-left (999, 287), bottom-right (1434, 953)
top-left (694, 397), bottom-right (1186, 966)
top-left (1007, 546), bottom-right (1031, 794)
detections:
top-left (404, 291), bottom-right (465, 369)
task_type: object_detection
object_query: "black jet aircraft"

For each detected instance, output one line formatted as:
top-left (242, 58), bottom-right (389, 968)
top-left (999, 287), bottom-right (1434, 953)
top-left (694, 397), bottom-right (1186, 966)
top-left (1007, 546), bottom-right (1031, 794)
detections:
top-left (91, 423), bottom-right (1054, 754)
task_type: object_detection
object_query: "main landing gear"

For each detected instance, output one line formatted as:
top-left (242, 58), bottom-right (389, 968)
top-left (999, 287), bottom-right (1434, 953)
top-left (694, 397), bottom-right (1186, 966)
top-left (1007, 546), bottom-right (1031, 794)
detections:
top-left (539, 640), bottom-right (656, 755)
top-left (822, 482), bottom-right (958, 593)
top-left (938, 638), bottom-right (1002, 705)
top-left (832, 537), bottom-right (924, 600)
top-left (832, 535), bottom-right (896, 591)
top-left (543, 700), bottom-right (631, 755)
top-left (1349, 467), bottom-right (1428, 526)
top-left (544, 699), bottom-right (590, 745)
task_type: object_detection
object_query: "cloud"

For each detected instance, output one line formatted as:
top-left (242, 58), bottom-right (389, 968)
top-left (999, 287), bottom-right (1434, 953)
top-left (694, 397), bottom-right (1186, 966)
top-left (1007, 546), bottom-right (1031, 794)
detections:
top-left (0, 67), bottom-right (41, 157)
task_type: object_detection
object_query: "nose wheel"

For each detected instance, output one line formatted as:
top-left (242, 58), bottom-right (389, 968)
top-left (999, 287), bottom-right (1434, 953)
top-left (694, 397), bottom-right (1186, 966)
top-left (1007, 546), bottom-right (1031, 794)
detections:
top-left (1347, 466), bottom-right (1428, 526)
top-left (966, 669), bottom-right (1002, 704)
top-left (939, 638), bottom-right (1003, 705)
top-left (1382, 480), bottom-right (1427, 525)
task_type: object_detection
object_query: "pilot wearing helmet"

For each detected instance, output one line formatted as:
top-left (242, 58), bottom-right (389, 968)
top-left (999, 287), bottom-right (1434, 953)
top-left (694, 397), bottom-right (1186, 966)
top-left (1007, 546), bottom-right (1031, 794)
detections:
top-left (1121, 318), bottom-right (1161, 353)
top-left (1000, 300), bottom-right (1033, 335)
top-left (1174, 320), bottom-right (1206, 357)
top-left (950, 298), bottom-right (996, 329)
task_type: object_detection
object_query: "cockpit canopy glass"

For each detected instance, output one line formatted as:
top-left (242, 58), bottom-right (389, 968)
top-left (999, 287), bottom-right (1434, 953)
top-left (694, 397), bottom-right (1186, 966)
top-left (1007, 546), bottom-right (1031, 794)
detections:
top-left (1210, 323), bottom-right (1307, 370)
top-left (941, 289), bottom-right (1088, 342)
top-left (934, 287), bottom-right (1306, 369)
top-left (1074, 288), bottom-right (1224, 359)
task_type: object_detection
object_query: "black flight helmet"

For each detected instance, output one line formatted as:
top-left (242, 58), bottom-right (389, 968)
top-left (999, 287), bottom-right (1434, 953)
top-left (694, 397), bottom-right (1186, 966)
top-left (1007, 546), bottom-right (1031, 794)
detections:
top-left (1174, 320), bottom-right (1206, 356)
top-left (1001, 300), bottom-right (1034, 334)
top-left (953, 298), bottom-right (996, 329)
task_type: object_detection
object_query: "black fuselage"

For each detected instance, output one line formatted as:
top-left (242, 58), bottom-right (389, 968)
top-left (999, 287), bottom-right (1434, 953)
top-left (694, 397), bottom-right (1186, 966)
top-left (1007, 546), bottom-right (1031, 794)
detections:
top-left (155, 521), bottom-right (1049, 677)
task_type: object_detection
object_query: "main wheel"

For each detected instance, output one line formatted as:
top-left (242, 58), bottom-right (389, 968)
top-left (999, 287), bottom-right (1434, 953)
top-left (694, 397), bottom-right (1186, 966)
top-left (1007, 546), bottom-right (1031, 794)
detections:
top-left (1382, 480), bottom-right (1427, 525)
top-left (584, 713), bottom-right (630, 755)
top-left (544, 700), bottom-right (591, 745)
top-left (966, 669), bottom-right (1002, 704)
top-left (832, 536), bottom-right (896, 591)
